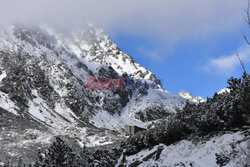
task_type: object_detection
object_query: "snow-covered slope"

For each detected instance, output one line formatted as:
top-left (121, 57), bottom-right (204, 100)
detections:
top-left (91, 88), bottom-right (186, 129)
top-left (46, 24), bottom-right (162, 87)
top-left (117, 130), bottom-right (250, 167)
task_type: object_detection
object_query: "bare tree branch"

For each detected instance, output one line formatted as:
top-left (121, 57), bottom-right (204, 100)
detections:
top-left (242, 1), bottom-right (250, 46)
top-left (235, 49), bottom-right (246, 73)
top-left (242, 32), bottom-right (250, 45)
top-left (243, 0), bottom-right (250, 27)
top-left (247, 0), bottom-right (250, 27)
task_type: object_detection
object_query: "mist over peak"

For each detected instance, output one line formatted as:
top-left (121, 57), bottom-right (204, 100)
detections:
top-left (0, 0), bottom-right (245, 43)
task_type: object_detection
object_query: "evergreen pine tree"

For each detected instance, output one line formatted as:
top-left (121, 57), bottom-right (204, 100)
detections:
top-left (34, 137), bottom-right (77, 167)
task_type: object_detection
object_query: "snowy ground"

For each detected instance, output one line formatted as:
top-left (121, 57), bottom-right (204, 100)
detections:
top-left (117, 130), bottom-right (250, 167)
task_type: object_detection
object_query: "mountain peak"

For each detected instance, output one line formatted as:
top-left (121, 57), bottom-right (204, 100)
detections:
top-left (178, 90), bottom-right (205, 103)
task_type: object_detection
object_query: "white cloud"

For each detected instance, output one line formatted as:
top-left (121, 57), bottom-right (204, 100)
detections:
top-left (202, 46), bottom-right (250, 75)
top-left (0, 0), bottom-right (247, 43)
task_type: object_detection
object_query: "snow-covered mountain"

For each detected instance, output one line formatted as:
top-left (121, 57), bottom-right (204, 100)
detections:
top-left (0, 24), bottom-right (189, 132)
top-left (178, 90), bottom-right (205, 103)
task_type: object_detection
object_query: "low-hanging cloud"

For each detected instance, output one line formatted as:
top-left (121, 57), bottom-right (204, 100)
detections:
top-left (0, 0), bottom-right (247, 43)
